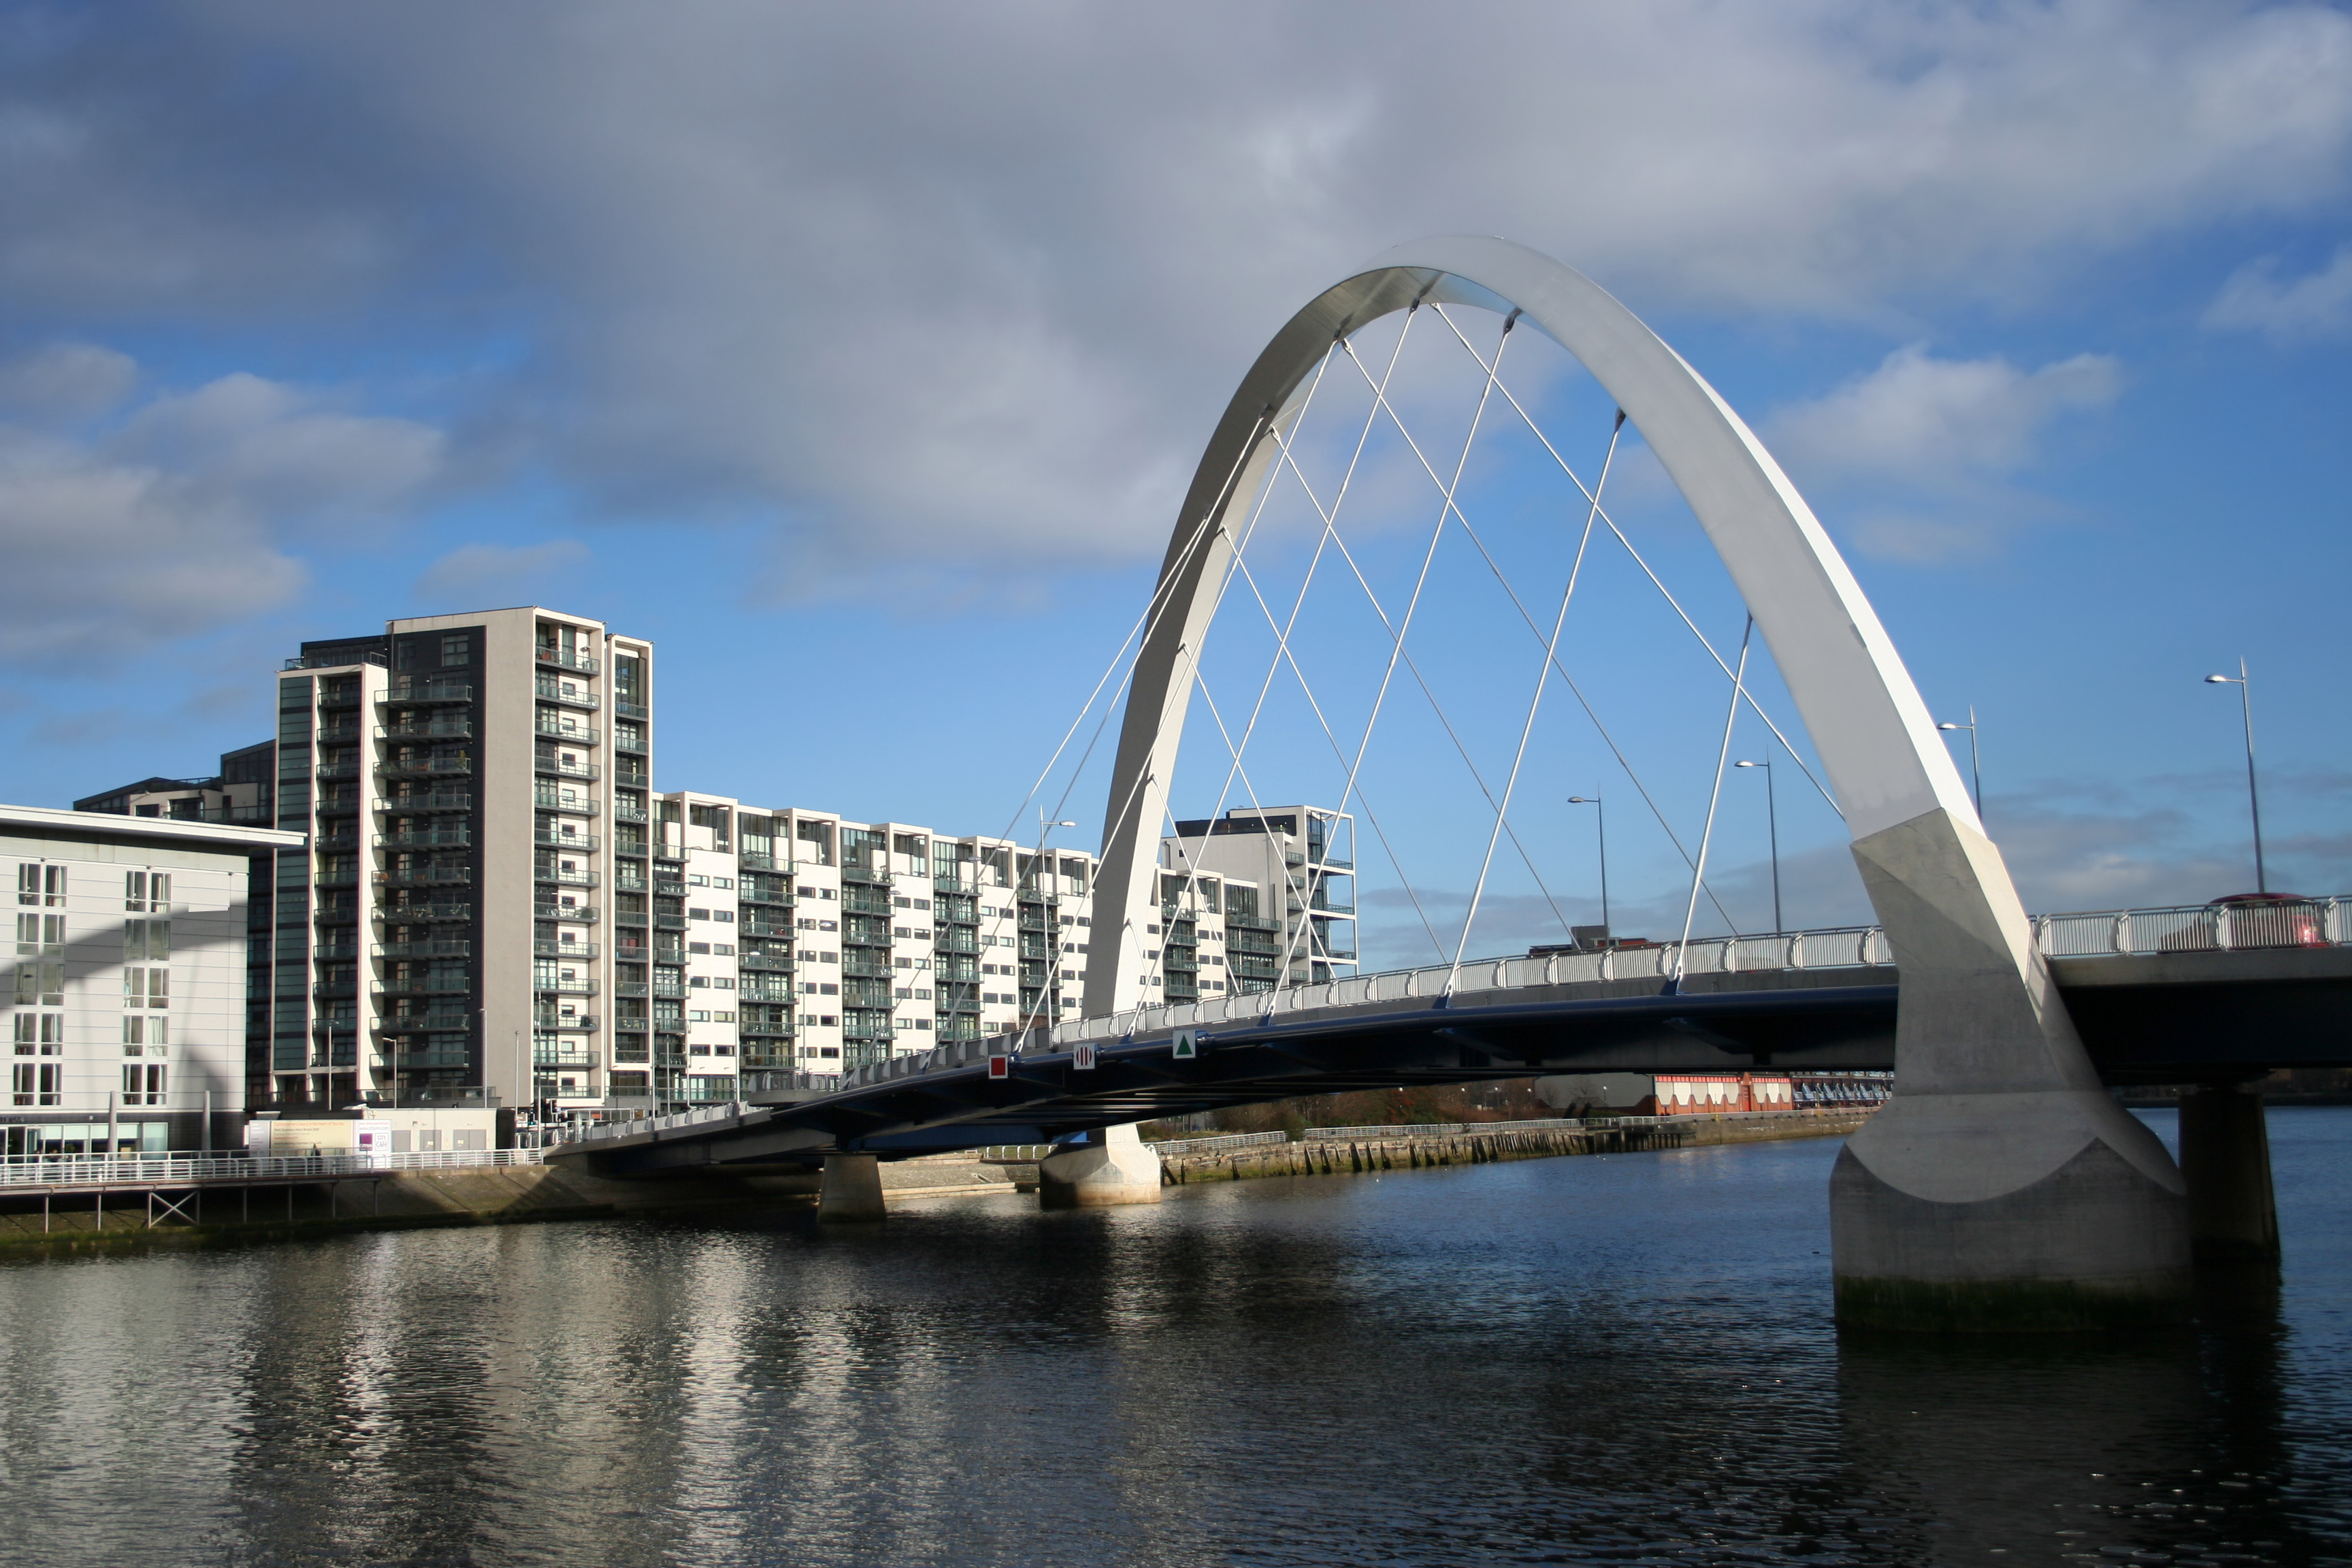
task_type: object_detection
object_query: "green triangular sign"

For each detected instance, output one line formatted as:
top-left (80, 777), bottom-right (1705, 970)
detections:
top-left (1172, 1030), bottom-right (1197, 1060)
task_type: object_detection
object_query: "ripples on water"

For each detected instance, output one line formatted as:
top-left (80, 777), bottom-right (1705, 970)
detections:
top-left (1, 1110), bottom-right (2347, 1567)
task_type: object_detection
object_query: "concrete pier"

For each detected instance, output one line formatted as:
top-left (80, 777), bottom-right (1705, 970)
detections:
top-left (1037, 1122), bottom-right (1162, 1209)
top-left (2179, 1083), bottom-right (2280, 1262)
top-left (816, 1154), bottom-right (887, 1222)
top-left (1832, 808), bottom-right (2191, 1333)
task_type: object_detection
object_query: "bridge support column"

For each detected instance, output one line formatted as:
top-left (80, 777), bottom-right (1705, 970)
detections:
top-left (1832, 809), bottom-right (2191, 1333)
top-left (1037, 1123), bottom-right (1162, 1209)
top-left (817, 1154), bottom-right (887, 1222)
top-left (2179, 1083), bottom-right (2278, 1263)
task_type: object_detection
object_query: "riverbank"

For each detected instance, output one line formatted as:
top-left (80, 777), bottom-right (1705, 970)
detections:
top-left (1156, 1109), bottom-right (1876, 1184)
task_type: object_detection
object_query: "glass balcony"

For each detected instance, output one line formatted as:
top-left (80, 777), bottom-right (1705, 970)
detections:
top-left (314, 760), bottom-right (363, 781)
top-left (314, 868), bottom-right (359, 888)
top-left (534, 977), bottom-right (598, 996)
top-left (613, 734), bottom-right (647, 755)
top-left (617, 981), bottom-right (647, 998)
top-left (532, 902), bottom-right (599, 923)
top-left (532, 1044), bottom-right (600, 1068)
top-left (380, 757), bottom-right (472, 779)
top-left (612, 803), bottom-right (648, 823)
top-left (532, 830), bottom-right (600, 852)
top-left (741, 918), bottom-right (793, 938)
top-left (614, 870), bottom-right (649, 892)
top-left (378, 717), bottom-right (473, 742)
top-left (376, 1012), bottom-right (472, 1034)
top-left (314, 722), bottom-right (368, 746)
top-left (535, 755), bottom-right (598, 782)
top-left (534, 791), bottom-right (598, 816)
top-left (532, 1011), bottom-right (600, 1032)
top-left (615, 767), bottom-right (650, 788)
top-left (652, 843), bottom-right (686, 863)
top-left (535, 647), bottom-right (598, 674)
top-left (739, 951), bottom-right (793, 973)
top-left (653, 877), bottom-right (685, 897)
top-left (655, 914), bottom-right (687, 931)
top-left (376, 866), bottom-right (473, 887)
top-left (534, 679), bottom-right (599, 710)
top-left (284, 649), bottom-right (388, 672)
top-left (738, 851), bottom-right (777, 870)
top-left (535, 869), bottom-right (601, 895)
top-left (312, 980), bottom-right (357, 1000)
top-left (534, 713), bottom-right (600, 745)
top-left (312, 796), bottom-right (363, 817)
top-left (381, 680), bottom-right (472, 704)
top-left (615, 699), bottom-right (649, 720)
top-left (614, 910), bottom-right (649, 928)
top-left (841, 956), bottom-right (894, 979)
top-left (651, 982), bottom-right (688, 1000)
top-left (313, 943), bottom-right (365, 962)
top-left (377, 828), bottom-right (472, 849)
top-left (841, 891), bottom-right (892, 915)
top-left (380, 792), bottom-right (472, 813)
top-left (382, 938), bottom-right (472, 960)
top-left (374, 977), bottom-right (473, 998)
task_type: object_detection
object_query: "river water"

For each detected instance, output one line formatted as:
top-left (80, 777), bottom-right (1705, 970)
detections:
top-left (3, 1110), bottom-right (2348, 1568)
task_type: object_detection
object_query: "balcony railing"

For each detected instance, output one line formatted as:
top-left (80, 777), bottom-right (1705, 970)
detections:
top-left (739, 982), bottom-right (798, 1004)
top-left (533, 1045), bottom-right (601, 1068)
top-left (612, 734), bottom-right (647, 755)
top-left (380, 757), bottom-right (472, 778)
top-left (533, 830), bottom-right (600, 852)
top-left (378, 718), bottom-right (473, 742)
top-left (382, 681), bottom-right (472, 704)
top-left (535, 756), bottom-right (598, 781)
top-left (614, 766), bottom-right (650, 788)
top-left (612, 803), bottom-right (649, 823)
top-left (615, 870), bottom-right (649, 892)
top-left (374, 977), bottom-right (473, 998)
top-left (377, 828), bottom-right (472, 849)
top-left (284, 649), bottom-right (388, 672)
top-left (314, 944), bottom-right (365, 962)
top-left (842, 891), bottom-right (892, 915)
top-left (534, 715), bottom-right (600, 745)
top-left (615, 699), bottom-right (649, 720)
top-left (381, 938), bottom-right (472, 960)
top-left (652, 842), bottom-right (687, 864)
top-left (534, 977), bottom-right (598, 996)
top-left (534, 867), bottom-right (600, 889)
top-left (740, 951), bottom-right (793, 973)
top-left (380, 792), bottom-right (472, 813)
top-left (315, 760), bottom-right (363, 781)
top-left (536, 646), bottom-right (598, 674)
top-left (534, 792), bottom-right (598, 817)
top-left (655, 915), bottom-right (687, 931)
top-left (376, 866), bottom-right (473, 887)
top-left (742, 918), bottom-right (794, 938)
top-left (376, 901), bottom-right (472, 924)
top-left (314, 868), bottom-right (359, 888)
top-left (533, 902), bottom-right (599, 923)
top-left (535, 680), bottom-right (599, 710)
top-left (533, 1012), bottom-right (600, 1032)
top-left (613, 910), bottom-right (648, 928)
top-left (376, 1013), bottom-right (472, 1034)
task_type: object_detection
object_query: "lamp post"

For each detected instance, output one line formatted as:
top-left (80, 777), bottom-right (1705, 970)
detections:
top-left (2206, 660), bottom-right (2268, 894)
top-left (1734, 759), bottom-right (1782, 936)
top-left (1936, 706), bottom-right (1983, 823)
top-left (1567, 796), bottom-right (1608, 934)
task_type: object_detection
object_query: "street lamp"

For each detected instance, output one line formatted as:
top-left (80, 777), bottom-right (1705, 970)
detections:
top-left (1566, 796), bottom-right (1608, 934)
top-left (1734, 760), bottom-right (1781, 936)
top-left (2205, 660), bottom-right (2268, 894)
top-left (1936, 706), bottom-right (1983, 822)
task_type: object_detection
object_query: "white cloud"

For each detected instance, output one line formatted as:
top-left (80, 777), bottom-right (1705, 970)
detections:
top-left (0, 342), bottom-right (136, 423)
top-left (414, 540), bottom-right (591, 608)
top-left (0, 349), bottom-right (446, 662)
top-left (2204, 244), bottom-right (2352, 344)
top-left (1770, 345), bottom-right (2122, 483)
top-left (0, 2), bottom-right (2347, 592)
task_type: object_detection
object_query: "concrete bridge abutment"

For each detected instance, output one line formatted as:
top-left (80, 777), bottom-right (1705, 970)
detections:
top-left (1036, 1122), bottom-right (1163, 1209)
top-left (2179, 1083), bottom-right (2280, 1264)
top-left (1832, 808), bottom-right (2192, 1333)
top-left (817, 1154), bottom-right (887, 1222)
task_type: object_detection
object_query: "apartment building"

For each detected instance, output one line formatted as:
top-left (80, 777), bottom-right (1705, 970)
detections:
top-left (1162, 806), bottom-right (1359, 986)
top-left (74, 741), bottom-right (278, 827)
top-left (265, 608), bottom-right (653, 1117)
top-left (3, 804), bottom-right (301, 1152)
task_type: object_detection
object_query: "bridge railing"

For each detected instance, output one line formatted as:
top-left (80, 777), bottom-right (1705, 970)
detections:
top-left (791, 895), bottom-right (2349, 1105)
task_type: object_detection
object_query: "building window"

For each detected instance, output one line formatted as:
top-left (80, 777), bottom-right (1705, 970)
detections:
top-left (18, 865), bottom-right (65, 907)
top-left (14, 1013), bottom-right (63, 1053)
top-left (122, 1015), bottom-right (167, 1054)
top-left (123, 1063), bottom-right (166, 1106)
top-left (13, 1062), bottom-right (61, 1107)
top-left (124, 872), bottom-right (172, 912)
top-left (440, 635), bottom-right (470, 667)
top-left (125, 968), bottom-right (169, 1009)
top-left (124, 918), bottom-right (171, 960)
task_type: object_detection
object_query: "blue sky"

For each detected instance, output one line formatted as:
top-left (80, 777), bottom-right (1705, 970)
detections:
top-left (1, 1), bottom-right (2347, 966)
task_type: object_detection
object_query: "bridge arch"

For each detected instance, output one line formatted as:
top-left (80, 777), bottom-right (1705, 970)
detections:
top-left (1080, 237), bottom-right (2189, 1326)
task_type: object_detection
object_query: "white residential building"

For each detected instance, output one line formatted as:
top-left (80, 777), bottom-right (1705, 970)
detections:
top-left (3, 804), bottom-right (301, 1154)
top-left (1162, 805), bottom-right (1358, 986)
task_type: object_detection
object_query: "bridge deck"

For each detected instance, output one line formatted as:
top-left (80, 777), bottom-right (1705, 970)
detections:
top-left (557, 904), bottom-right (2352, 1175)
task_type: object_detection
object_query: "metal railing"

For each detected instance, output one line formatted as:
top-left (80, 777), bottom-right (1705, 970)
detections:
top-left (0, 1147), bottom-right (544, 1188)
top-left (1146, 1130), bottom-right (1289, 1155)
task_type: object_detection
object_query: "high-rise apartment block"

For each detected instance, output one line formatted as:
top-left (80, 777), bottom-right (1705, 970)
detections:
top-left (70, 601), bottom-right (1360, 1124)
top-left (265, 608), bottom-right (653, 1115)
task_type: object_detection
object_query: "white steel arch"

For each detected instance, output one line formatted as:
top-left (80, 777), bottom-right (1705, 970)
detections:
top-left (1081, 234), bottom-right (1986, 1021)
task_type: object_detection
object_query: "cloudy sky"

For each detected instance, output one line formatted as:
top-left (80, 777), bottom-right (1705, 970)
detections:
top-left (2, 1), bottom-right (2347, 961)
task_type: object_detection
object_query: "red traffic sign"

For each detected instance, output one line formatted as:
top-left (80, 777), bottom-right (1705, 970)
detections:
top-left (1073, 1043), bottom-right (1097, 1071)
top-left (987, 1054), bottom-right (1010, 1080)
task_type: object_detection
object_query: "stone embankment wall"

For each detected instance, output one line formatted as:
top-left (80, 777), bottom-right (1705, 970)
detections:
top-left (1157, 1110), bottom-right (1876, 1185)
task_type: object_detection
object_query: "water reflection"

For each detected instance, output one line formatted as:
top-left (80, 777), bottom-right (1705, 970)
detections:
top-left (0, 1113), bottom-right (2345, 1566)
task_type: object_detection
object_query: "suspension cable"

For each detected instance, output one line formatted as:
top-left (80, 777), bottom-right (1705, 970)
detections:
top-left (1449, 410), bottom-right (1622, 993)
top-left (1675, 617), bottom-right (1752, 990)
top-left (1427, 303), bottom-right (1840, 819)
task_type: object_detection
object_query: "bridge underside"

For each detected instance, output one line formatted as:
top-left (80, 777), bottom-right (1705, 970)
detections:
top-left (564, 948), bottom-right (2352, 1177)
